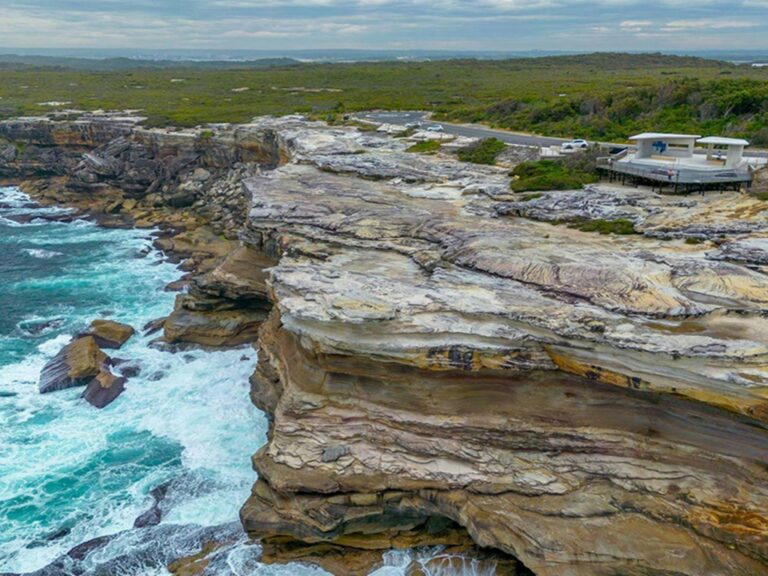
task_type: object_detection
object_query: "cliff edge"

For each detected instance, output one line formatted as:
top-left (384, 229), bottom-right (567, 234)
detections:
top-left (2, 114), bottom-right (767, 576)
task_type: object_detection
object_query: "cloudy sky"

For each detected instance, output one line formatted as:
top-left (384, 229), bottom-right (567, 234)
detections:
top-left (1, 0), bottom-right (767, 52)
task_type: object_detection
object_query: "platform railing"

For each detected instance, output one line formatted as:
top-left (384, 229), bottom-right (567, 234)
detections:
top-left (599, 158), bottom-right (752, 184)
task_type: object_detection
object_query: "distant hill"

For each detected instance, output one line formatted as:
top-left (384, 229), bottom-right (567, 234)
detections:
top-left (0, 54), bottom-right (300, 71)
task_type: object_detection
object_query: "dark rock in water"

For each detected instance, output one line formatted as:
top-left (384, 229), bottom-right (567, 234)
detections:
top-left (133, 482), bottom-right (171, 528)
top-left (133, 506), bottom-right (162, 529)
top-left (67, 534), bottom-right (116, 560)
top-left (111, 358), bottom-right (142, 378)
top-left (25, 526), bottom-right (73, 550)
top-left (18, 318), bottom-right (64, 336)
top-left (39, 336), bottom-right (108, 394)
top-left (82, 371), bottom-right (126, 409)
top-left (142, 316), bottom-right (166, 336)
top-left (117, 363), bottom-right (141, 378)
top-left (46, 527), bottom-right (71, 541)
top-left (146, 370), bottom-right (166, 382)
top-left (27, 522), bottom-right (243, 576)
top-left (87, 319), bottom-right (135, 349)
top-left (4, 212), bottom-right (75, 225)
top-left (134, 246), bottom-right (152, 258)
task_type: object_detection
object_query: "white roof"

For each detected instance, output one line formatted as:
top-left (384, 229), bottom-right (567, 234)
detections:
top-left (697, 136), bottom-right (750, 146)
top-left (629, 132), bottom-right (701, 141)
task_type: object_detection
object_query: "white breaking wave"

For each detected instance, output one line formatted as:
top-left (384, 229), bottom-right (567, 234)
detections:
top-left (22, 248), bottom-right (63, 259)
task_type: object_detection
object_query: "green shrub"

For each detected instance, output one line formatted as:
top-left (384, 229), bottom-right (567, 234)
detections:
top-left (568, 218), bottom-right (637, 235)
top-left (685, 237), bottom-right (703, 245)
top-left (406, 140), bottom-right (442, 154)
top-left (348, 121), bottom-right (379, 132)
top-left (511, 159), bottom-right (597, 192)
top-left (457, 138), bottom-right (506, 165)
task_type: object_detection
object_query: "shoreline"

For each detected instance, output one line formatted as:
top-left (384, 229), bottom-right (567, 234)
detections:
top-left (0, 184), bottom-right (265, 575)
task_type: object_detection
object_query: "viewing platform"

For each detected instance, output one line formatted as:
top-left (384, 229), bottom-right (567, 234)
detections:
top-left (598, 132), bottom-right (762, 193)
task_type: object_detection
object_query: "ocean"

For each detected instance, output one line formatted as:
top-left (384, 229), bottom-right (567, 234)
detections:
top-left (0, 186), bottom-right (497, 576)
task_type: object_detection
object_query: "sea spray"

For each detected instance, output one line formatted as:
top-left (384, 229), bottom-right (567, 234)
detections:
top-left (0, 187), bottom-right (264, 572)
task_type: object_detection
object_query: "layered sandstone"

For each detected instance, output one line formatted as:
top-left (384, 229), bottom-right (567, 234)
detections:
top-left (235, 119), bottom-right (768, 575)
top-left (3, 114), bottom-right (767, 575)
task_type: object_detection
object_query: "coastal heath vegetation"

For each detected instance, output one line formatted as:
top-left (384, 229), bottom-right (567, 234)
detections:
top-left (0, 53), bottom-right (767, 143)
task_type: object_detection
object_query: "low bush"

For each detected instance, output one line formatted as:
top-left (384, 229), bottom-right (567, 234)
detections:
top-left (457, 138), bottom-right (506, 165)
top-left (406, 140), bottom-right (442, 154)
top-left (568, 218), bottom-right (638, 235)
top-left (511, 159), bottom-right (597, 192)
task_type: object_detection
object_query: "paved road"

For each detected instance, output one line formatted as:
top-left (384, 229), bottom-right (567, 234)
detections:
top-left (359, 111), bottom-right (569, 148)
top-left (357, 111), bottom-right (768, 159)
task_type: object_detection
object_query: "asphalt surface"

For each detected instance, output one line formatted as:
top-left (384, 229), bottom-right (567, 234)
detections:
top-left (357, 111), bottom-right (768, 159)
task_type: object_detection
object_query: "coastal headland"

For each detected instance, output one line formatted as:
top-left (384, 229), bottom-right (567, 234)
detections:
top-left (1, 112), bottom-right (767, 576)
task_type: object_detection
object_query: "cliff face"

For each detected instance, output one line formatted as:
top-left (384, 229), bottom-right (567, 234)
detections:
top-left (234, 119), bottom-right (768, 575)
top-left (2, 115), bottom-right (766, 575)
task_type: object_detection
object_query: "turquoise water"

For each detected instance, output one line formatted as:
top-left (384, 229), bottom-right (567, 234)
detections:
top-left (0, 186), bottom-right (498, 576)
top-left (0, 186), bottom-right (267, 573)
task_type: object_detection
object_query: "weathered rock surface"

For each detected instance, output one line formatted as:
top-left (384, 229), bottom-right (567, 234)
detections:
top-left (6, 114), bottom-right (768, 575)
top-left (233, 119), bottom-right (768, 575)
top-left (38, 335), bottom-right (129, 408)
top-left (39, 336), bottom-right (109, 393)
top-left (81, 370), bottom-right (127, 408)
top-left (87, 319), bottom-right (135, 349)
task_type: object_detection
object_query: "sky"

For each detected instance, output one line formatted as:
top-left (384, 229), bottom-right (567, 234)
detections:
top-left (1, 0), bottom-right (767, 52)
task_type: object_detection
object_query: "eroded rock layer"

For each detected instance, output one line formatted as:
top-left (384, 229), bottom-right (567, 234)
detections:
top-left (235, 119), bottom-right (768, 575)
top-left (2, 114), bottom-right (767, 575)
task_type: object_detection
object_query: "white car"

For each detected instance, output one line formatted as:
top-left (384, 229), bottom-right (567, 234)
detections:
top-left (562, 139), bottom-right (589, 150)
top-left (405, 121), bottom-right (422, 129)
top-left (426, 124), bottom-right (444, 132)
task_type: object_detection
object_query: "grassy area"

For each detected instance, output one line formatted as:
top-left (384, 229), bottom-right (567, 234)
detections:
top-left (457, 138), bottom-right (506, 164)
top-left (0, 53), bottom-right (766, 141)
top-left (406, 140), bottom-right (442, 154)
top-left (511, 159), bottom-right (597, 192)
top-left (568, 218), bottom-right (638, 235)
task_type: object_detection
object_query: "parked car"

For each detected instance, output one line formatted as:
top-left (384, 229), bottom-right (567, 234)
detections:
top-left (405, 121), bottom-right (422, 129)
top-left (562, 138), bottom-right (589, 150)
top-left (426, 124), bottom-right (444, 132)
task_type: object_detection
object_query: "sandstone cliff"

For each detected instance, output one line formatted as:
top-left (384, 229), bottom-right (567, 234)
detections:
top-left (2, 114), bottom-right (766, 576)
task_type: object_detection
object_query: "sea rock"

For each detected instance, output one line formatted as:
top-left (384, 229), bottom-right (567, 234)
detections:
top-left (163, 302), bottom-right (268, 347)
top-left (88, 319), bottom-right (135, 349)
top-left (134, 482), bottom-right (170, 528)
top-left (143, 317), bottom-right (167, 336)
top-left (39, 336), bottom-right (109, 393)
top-left (82, 370), bottom-right (127, 408)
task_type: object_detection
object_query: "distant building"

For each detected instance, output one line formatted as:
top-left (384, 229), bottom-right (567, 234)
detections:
top-left (599, 132), bottom-right (756, 192)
